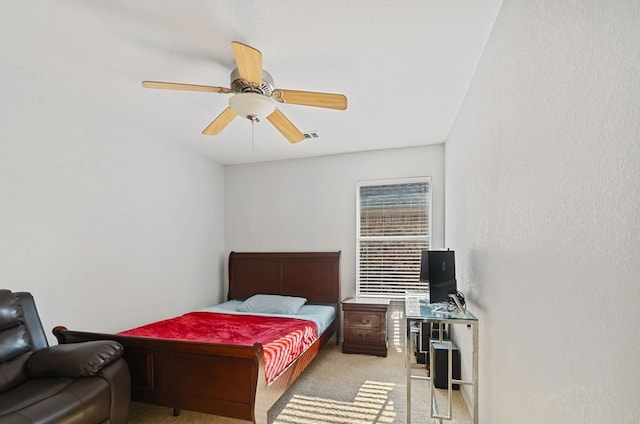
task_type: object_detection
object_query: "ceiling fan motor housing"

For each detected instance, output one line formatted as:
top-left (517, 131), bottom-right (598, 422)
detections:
top-left (230, 68), bottom-right (274, 96)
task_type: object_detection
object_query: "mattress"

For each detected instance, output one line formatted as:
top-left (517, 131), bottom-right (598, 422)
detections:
top-left (199, 299), bottom-right (336, 334)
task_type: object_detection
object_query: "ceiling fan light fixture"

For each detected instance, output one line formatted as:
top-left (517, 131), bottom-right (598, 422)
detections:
top-left (229, 92), bottom-right (275, 122)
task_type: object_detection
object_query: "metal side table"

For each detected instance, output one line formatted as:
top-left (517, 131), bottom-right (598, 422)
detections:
top-left (405, 295), bottom-right (479, 423)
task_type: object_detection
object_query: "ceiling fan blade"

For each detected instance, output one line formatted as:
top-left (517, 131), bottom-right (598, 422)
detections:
top-left (142, 81), bottom-right (232, 94)
top-left (202, 107), bottom-right (237, 135)
top-left (272, 89), bottom-right (347, 110)
top-left (266, 108), bottom-right (305, 143)
top-left (231, 41), bottom-right (262, 86)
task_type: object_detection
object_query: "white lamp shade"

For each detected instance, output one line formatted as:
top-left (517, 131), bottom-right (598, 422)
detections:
top-left (228, 93), bottom-right (275, 120)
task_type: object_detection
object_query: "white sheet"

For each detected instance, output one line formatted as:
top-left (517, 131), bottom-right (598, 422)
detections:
top-left (199, 300), bottom-right (336, 334)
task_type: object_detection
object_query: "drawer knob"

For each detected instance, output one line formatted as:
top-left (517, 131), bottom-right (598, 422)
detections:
top-left (361, 319), bottom-right (370, 324)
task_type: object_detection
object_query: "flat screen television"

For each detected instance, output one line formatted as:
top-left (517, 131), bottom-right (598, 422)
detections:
top-left (420, 250), bottom-right (457, 304)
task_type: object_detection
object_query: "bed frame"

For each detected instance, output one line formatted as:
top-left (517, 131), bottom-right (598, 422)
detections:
top-left (53, 251), bottom-right (341, 424)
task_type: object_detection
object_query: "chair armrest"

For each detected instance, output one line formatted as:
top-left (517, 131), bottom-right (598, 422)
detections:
top-left (27, 340), bottom-right (124, 378)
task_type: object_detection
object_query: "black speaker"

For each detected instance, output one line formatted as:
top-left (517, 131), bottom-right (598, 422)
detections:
top-left (432, 342), bottom-right (460, 390)
top-left (421, 323), bottom-right (448, 350)
top-left (414, 322), bottom-right (449, 364)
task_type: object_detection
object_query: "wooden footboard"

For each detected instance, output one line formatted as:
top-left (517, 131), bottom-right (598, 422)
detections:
top-left (54, 321), bottom-right (336, 424)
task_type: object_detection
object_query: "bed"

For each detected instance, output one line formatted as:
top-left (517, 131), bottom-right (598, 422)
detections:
top-left (53, 251), bottom-right (341, 424)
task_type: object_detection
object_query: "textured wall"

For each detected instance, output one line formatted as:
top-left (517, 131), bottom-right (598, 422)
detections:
top-left (1, 61), bottom-right (226, 341)
top-left (446, 1), bottom-right (640, 422)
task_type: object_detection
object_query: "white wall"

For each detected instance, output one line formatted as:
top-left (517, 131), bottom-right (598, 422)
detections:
top-left (446, 1), bottom-right (640, 422)
top-left (1, 61), bottom-right (226, 342)
top-left (224, 145), bottom-right (445, 299)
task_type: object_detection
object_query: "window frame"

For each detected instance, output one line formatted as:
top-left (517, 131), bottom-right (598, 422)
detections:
top-left (356, 176), bottom-right (432, 298)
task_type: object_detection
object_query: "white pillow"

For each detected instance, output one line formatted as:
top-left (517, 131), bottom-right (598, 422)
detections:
top-left (238, 294), bottom-right (307, 315)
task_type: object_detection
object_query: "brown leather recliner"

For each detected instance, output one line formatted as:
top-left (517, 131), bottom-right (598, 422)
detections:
top-left (0, 289), bottom-right (130, 423)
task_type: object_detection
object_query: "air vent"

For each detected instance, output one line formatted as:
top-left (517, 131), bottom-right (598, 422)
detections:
top-left (303, 131), bottom-right (320, 139)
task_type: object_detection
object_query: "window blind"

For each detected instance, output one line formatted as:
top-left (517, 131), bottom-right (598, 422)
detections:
top-left (357, 179), bottom-right (431, 297)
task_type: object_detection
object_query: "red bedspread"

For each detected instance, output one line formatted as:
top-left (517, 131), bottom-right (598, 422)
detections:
top-left (119, 312), bottom-right (318, 384)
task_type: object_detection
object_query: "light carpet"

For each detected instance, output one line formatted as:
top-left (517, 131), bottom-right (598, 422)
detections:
top-left (126, 341), bottom-right (471, 424)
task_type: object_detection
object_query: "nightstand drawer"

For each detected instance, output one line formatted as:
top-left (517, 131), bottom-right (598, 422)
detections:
top-left (346, 327), bottom-right (383, 344)
top-left (348, 313), bottom-right (381, 329)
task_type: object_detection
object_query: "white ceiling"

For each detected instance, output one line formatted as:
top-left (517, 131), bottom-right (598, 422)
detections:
top-left (1, 0), bottom-right (502, 165)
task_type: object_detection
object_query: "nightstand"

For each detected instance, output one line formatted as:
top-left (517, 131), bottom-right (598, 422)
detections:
top-left (341, 297), bottom-right (390, 357)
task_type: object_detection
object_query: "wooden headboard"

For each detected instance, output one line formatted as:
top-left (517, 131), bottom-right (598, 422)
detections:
top-left (227, 251), bottom-right (341, 304)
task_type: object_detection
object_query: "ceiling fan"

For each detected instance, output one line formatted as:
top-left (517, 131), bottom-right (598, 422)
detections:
top-left (141, 41), bottom-right (348, 143)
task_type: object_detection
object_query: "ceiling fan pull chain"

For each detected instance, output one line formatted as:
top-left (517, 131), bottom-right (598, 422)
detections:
top-left (252, 119), bottom-right (255, 151)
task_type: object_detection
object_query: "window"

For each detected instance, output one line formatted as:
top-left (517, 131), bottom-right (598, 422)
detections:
top-left (356, 177), bottom-right (431, 297)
